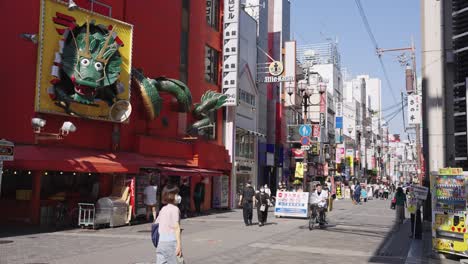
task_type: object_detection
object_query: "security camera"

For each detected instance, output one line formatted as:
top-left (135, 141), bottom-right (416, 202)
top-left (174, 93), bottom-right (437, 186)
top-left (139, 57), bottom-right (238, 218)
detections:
top-left (60, 121), bottom-right (77, 135)
top-left (68, 0), bottom-right (79, 11)
top-left (31, 118), bottom-right (46, 132)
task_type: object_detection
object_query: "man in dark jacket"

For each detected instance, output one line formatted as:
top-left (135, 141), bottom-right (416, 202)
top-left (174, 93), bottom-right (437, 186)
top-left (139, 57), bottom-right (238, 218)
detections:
top-left (239, 180), bottom-right (255, 226)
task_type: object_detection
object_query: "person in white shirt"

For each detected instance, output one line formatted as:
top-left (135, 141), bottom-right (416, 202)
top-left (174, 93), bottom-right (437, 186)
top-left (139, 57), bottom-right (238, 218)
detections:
top-left (264, 184), bottom-right (271, 196)
top-left (144, 180), bottom-right (158, 222)
top-left (310, 184), bottom-right (328, 224)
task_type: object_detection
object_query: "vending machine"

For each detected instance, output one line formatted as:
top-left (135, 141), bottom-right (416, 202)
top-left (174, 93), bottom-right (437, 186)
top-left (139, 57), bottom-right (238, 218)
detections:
top-left (432, 168), bottom-right (468, 256)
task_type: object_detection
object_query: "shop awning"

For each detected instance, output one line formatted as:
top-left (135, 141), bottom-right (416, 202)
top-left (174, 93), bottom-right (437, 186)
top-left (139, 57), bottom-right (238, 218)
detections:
top-left (160, 166), bottom-right (225, 177)
top-left (6, 145), bottom-right (194, 173)
top-left (236, 127), bottom-right (266, 138)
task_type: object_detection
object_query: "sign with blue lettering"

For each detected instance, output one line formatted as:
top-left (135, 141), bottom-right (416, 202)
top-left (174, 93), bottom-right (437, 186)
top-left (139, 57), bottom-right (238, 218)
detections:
top-left (335, 116), bottom-right (343, 129)
top-left (299, 125), bottom-right (312, 137)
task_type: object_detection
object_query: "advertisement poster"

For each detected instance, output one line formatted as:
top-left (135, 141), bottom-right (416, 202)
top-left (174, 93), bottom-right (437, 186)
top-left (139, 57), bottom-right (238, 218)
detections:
top-left (274, 191), bottom-right (309, 218)
top-left (212, 175), bottom-right (229, 208)
top-left (295, 162), bottom-right (304, 178)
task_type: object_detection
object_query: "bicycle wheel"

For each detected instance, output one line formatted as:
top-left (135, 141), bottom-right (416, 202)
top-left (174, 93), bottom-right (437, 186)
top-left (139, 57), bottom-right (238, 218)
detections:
top-left (309, 213), bottom-right (317, 230)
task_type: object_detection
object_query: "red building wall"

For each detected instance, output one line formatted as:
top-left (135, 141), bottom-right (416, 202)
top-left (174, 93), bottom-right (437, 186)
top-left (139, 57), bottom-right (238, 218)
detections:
top-left (0, 0), bottom-right (228, 167)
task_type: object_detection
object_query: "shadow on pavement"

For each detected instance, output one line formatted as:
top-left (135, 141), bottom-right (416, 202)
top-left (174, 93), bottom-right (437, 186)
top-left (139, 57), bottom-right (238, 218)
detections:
top-left (365, 219), bottom-right (418, 263)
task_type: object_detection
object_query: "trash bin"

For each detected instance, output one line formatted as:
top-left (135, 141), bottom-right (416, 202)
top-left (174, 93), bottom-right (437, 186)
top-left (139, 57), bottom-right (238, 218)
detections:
top-left (94, 197), bottom-right (129, 228)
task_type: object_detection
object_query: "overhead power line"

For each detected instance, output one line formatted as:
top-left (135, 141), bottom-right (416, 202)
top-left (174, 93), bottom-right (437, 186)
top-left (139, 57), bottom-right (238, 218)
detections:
top-left (354, 0), bottom-right (399, 103)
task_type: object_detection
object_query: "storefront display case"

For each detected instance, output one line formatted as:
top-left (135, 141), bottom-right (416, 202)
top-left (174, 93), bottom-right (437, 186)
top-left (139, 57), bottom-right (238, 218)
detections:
top-left (432, 168), bottom-right (468, 256)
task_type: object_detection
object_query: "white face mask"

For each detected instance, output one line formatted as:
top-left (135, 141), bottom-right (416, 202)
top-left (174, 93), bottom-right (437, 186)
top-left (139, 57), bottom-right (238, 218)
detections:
top-left (175, 195), bottom-right (182, 204)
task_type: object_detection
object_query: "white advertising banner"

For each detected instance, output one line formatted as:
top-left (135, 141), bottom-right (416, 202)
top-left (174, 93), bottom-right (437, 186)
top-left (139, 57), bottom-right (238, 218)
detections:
top-left (222, 0), bottom-right (240, 106)
top-left (407, 94), bottom-right (422, 125)
top-left (274, 191), bottom-right (309, 218)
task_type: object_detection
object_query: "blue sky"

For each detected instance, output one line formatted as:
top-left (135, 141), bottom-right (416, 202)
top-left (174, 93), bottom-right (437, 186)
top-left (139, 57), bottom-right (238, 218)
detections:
top-left (290, 0), bottom-right (420, 136)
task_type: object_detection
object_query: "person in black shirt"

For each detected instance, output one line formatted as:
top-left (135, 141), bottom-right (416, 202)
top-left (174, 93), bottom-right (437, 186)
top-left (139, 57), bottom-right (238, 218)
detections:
top-left (193, 179), bottom-right (205, 216)
top-left (255, 186), bottom-right (271, 226)
top-left (239, 180), bottom-right (255, 226)
top-left (179, 180), bottom-right (190, 218)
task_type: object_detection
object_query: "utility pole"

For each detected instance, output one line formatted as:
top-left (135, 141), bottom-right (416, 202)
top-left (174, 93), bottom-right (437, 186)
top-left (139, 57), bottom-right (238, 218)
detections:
top-left (376, 38), bottom-right (422, 186)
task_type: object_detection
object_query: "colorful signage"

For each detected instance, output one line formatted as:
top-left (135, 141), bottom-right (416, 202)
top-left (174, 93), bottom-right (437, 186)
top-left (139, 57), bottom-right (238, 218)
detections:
top-left (36, 0), bottom-right (133, 122)
top-left (0, 140), bottom-right (14, 161)
top-left (274, 191), bottom-right (309, 218)
top-left (221, 0), bottom-right (240, 105)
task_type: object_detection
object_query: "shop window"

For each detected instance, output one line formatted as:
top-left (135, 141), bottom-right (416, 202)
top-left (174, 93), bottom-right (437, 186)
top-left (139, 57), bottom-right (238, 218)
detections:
top-left (205, 46), bottom-right (219, 84)
top-left (0, 170), bottom-right (32, 200)
top-left (206, 0), bottom-right (220, 30)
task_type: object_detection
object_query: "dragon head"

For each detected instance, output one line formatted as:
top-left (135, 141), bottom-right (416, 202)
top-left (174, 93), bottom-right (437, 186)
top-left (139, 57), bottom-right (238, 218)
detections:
top-left (62, 19), bottom-right (122, 104)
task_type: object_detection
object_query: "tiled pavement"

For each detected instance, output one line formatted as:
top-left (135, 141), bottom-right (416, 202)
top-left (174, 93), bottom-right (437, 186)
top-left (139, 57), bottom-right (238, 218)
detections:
top-left (0, 199), bottom-right (462, 264)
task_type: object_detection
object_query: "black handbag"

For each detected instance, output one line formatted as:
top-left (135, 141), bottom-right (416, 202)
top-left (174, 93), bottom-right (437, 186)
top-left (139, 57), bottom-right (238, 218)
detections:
top-left (151, 223), bottom-right (160, 248)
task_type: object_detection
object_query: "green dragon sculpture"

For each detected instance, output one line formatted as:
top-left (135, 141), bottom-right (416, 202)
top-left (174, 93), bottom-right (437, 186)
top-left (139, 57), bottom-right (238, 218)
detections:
top-left (51, 15), bottom-right (192, 119)
top-left (50, 14), bottom-right (225, 130)
top-left (189, 90), bottom-right (227, 135)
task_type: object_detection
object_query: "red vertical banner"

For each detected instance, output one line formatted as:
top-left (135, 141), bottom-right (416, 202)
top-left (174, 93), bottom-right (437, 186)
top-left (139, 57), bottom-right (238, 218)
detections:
top-left (129, 177), bottom-right (136, 217)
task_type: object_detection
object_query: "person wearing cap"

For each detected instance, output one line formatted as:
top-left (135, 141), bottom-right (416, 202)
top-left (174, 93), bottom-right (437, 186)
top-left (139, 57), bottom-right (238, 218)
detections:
top-left (239, 180), bottom-right (255, 226)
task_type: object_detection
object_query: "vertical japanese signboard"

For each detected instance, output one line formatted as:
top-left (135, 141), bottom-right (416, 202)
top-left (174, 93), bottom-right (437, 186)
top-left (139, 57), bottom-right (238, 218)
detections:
top-left (222, 0), bottom-right (240, 106)
top-left (407, 95), bottom-right (422, 126)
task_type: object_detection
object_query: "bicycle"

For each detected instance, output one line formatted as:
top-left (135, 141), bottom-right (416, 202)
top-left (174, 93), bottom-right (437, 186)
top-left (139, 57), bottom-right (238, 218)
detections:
top-left (308, 203), bottom-right (327, 230)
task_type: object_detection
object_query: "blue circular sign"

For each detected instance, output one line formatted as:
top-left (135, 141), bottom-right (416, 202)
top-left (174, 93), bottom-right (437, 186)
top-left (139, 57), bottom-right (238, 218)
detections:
top-left (299, 125), bottom-right (312, 137)
top-left (300, 136), bottom-right (310, 145)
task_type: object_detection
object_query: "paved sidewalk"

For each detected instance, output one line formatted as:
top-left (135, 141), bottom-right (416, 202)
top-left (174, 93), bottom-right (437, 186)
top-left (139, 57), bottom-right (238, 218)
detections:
top-left (0, 199), bottom-right (447, 264)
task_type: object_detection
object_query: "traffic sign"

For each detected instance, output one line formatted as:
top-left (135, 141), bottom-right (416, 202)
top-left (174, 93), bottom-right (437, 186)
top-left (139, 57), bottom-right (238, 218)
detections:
top-left (300, 136), bottom-right (310, 146)
top-left (299, 125), bottom-right (312, 137)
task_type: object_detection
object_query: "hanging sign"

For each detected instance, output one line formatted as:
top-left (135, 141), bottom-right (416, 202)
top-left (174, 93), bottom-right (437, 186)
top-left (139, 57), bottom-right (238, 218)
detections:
top-left (295, 162), bottom-right (304, 178)
top-left (0, 140), bottom-right (14, 161)
top-left (407, 95), bottom-right (422, 125)
top-left (222, 0), bottom-right (240, 105)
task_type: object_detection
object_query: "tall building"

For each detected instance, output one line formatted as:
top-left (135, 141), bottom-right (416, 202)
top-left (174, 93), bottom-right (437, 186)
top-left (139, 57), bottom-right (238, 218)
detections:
top-left (296, 42), bottom-right (342, 179)
top-left (243, 0), bottom-right (270, 192)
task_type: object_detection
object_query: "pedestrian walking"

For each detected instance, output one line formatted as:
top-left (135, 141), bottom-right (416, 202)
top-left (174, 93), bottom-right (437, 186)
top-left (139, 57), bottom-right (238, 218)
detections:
top-left (144, 180), bottom-right (158, 222)
top-left (255, 186), bottom-right (271, 226)
top-left (193, 179), bottom-right (205, 216)
top-left (395, 187), bottom-right (407, 224)
top-left (239, 180), bottom-right (255, 226)
top-left (179, 180), bottom-right (190, 219)
top-left (361, 187), bottom-right (368, 203)
top-left (155, 187), bottom-right (182, 264)
top-left (353, 182), bottom-right (361, 205)
top-left (384, 185), bottom-right (389, 200)
top-left (264, 184), bottom-right (271, 196)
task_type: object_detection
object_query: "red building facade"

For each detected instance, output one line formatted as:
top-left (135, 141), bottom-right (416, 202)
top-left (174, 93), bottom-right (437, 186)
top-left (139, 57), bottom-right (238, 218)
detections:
top-left (0, 0), bottom-right (229, 225)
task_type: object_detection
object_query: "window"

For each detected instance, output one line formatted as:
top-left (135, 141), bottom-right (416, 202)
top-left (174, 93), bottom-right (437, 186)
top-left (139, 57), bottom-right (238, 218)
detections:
top-left (180, 0), bottom-right (190, 83)
top-left (205, 46), bottom-right (219, 84)
top-left (206, 0), bottom-right (220, 30)
top-left (239, 89), bottom-right (256, 107)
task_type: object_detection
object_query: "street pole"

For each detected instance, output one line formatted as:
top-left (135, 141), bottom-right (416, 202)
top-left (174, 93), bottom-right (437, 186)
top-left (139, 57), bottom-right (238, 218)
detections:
top-left (303, 96), bottom-right (308, 191)
top-left (411, 38), bottom-right (423, 186)
top-left (0, 160), bottom-right (3, 197)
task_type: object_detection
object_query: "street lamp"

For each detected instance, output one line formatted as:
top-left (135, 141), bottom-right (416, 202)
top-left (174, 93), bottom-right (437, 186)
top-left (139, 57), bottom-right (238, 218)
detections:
top-left (287, 72), bottom-right (326, 191)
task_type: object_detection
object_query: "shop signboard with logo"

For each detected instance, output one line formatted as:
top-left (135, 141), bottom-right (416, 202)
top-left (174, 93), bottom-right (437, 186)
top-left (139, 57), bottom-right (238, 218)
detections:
top-left (274, 191), bottom-right (309, 218)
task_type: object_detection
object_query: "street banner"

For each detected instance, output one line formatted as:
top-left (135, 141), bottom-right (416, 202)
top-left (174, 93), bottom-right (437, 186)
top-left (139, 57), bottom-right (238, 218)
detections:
top-left (274, 191), bottom-right (309, 218)
top-left (295, 162), bottom-right (304, 178)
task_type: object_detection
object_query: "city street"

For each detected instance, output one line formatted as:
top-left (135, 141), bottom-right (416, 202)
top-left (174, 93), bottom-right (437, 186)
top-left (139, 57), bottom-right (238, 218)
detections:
top-left (0, 199), bottom-right (457, 264)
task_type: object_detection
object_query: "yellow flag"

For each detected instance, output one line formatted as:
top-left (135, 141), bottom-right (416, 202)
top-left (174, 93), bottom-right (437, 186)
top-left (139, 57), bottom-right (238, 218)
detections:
top-left (295, 162), bottom-right (304, 178)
